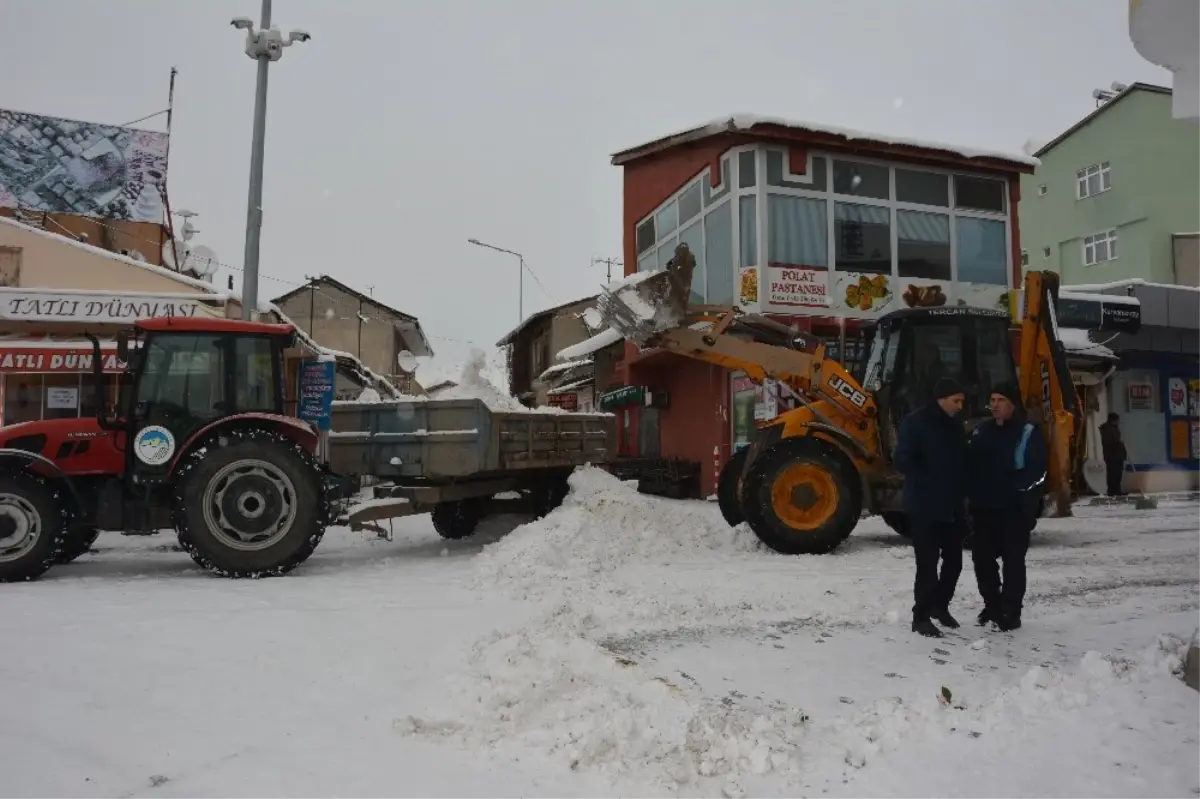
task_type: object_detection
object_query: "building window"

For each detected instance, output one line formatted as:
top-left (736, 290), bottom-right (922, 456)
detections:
top-left (1083, 228), bottom-right (1118, 265)
top-left (1076, 162), bottom-right (1111, 199)
top-left (834, 202), bottom-right (891, 274)
top-left (954, 175), bottom-right (1006, 213)
top-left (656, 201), bottom-right (678, 240)
top-left (738, 150), bottom-right (756, 188)
top-left (636, 218), bottom-right (655, 255)
top-left (1021, 249), bottom-right (1029, 267)
top-left (1042, 246), bottom-right (1051, 259)
top-left (833, 160), bottom-right (889, 200)
top-left (679, 220), bottom-right (706, 305)
top-left (956, 217), bottom-right (1009, 285)
top-left (767, 195), bottom-right (827, 267)
top-left (897, 210), bottom-right (951, 280)
top-left (739, 196), bottom-right (758, 267)
top-left (678, 181), bottom-right (702, 224)
top-left (705, 201), bottom-right (734, 305)
top-left (1038, 184), bottom-right (1048, 196)
top-left (895, 169), bottom-right (949, 207)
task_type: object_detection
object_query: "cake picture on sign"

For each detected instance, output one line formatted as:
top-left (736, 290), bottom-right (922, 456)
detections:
top-left (739, 267), bottom-right (759, 306)
top-left (841, 273), bottom-right (891, 312)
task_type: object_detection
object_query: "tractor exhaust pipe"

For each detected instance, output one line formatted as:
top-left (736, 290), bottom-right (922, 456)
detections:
top-left (83, 332), bottom-right (116, 431)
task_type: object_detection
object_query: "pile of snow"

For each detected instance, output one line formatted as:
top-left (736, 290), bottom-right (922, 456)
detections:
top-left (404, 631), bottom-right (1195, 794)
top-left (475, 466), bottom-right (762, 594)
top-left (432, 349), bottom-right (534, 412)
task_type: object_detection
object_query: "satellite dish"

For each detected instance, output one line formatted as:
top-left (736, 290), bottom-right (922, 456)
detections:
top-left (187, 245), bottom-right (220, 277)
top-left (396, 350), bottom-right (418, 374)
top-left (162, 237), bottom-right (185, 269)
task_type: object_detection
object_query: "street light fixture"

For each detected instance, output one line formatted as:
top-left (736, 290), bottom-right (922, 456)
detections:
top-left (232, 0), bottom-right (310, 320)
top-left (468, 238), bottom-right (525, 322)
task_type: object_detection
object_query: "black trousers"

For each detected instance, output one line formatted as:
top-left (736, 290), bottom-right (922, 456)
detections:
top-left (911, 517), bottom-right (964, 622)
top-left (971, 510), bottom-right (1032, 618)
top-left (1105, 459), bottom-right (1124, 496)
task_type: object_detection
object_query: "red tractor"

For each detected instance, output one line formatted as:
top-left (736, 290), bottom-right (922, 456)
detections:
top-left (0, 316), bottom-right (336, 582)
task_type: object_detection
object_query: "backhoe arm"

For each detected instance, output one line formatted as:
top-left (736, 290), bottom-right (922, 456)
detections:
top-left (1016, 270), bottom-right (1082, 517)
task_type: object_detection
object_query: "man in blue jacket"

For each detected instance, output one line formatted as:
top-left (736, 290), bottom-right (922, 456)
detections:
top-left (894, 377), bottom-right (971, 638)
top-left (968, 383), bottom-right (1047, 632)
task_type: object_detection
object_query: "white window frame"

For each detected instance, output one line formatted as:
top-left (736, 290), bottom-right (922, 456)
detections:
top-left (1076, 162), bottom-right (1112, 200)
top-left (1082, 228), bottom-right (1119, 266)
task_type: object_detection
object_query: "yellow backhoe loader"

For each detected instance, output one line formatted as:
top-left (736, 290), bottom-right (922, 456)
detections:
top-left (595, 243), bottom-right (1083, 554)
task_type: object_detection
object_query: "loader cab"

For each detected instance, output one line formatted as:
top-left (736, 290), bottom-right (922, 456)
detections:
top-left (862, 307), bottom-right (1018, 457)
top-left (100, 318), bottom-right (296, 481)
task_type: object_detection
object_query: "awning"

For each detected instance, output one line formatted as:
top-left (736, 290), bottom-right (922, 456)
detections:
top-left (0, 336), bottom-right (125, 373)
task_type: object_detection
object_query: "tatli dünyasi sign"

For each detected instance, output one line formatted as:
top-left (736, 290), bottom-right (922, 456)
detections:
top-left (769, 265), bottom-right (829, 308)
top-left (0, 289), bottom-right (217, 324)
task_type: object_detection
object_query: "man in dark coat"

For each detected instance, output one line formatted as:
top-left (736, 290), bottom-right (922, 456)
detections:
top-left (968, 383), bottom-right (1047, 632)
top-left (1099, 413), bottom-right (1126, 497)
top-left (894, 377), bottom-right (971, 638)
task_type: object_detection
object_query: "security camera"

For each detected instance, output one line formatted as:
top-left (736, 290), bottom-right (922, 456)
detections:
top-left (288, 29), bottom-right (311, 43)
top-left (231, 16), bottom-right (253, 29)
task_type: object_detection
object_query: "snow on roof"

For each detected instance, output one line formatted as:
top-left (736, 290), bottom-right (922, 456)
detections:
top-left (1059, 289), bottom-right (1141, 306)
top-left (613, 114), bottom-right (1039, 168)
top-left (1066, 278), bottom-right (1200, 295)
top-left (536, 357), bottom-right (593, 382)
top-left (1059, 327), bottom-right (1116, 360)
top-left (557, 327), bottom-right (622, 361)
top-left (546, 375), bottom-right (595, 395)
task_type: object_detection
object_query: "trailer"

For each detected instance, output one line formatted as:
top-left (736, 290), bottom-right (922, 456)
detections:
top-left (328, 397), bottom-right (617, 539)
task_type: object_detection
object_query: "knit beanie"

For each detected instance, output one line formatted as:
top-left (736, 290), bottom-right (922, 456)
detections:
top-left (932, 377), bottom-right (965, 400)
top-left (990, 382), bottom-right (1021, 406)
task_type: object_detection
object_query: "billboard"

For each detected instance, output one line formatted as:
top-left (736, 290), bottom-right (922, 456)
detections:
top-left (0, 109), bottom-right (168, 224)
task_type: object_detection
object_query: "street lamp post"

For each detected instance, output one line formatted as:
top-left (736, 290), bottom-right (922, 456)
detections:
top-left (468, 238), bottom-right (525, 323)
top-left (231, 0), bottom-right (311, 320)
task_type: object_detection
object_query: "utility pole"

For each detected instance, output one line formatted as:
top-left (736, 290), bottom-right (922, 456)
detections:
top-left (231, 1), bottom-right (311, 320)
top-left (591, 256), bottom-right (622, 283)
top-left (468, 238), bottom-right (525, 322)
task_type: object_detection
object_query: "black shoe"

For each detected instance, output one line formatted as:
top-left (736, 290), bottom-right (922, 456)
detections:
top-left (933, 609), bottom-right (960, 629)
top-left (977, 606), bottom-right (998, 626)
top-left (912, 619), bottom-right (944, 638)
top-left (997, 612), bottom-right (1022, 632)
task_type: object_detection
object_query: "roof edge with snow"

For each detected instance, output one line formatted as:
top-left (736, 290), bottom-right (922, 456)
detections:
top-left (611, 114), bottom-right (1039, 170)
top-left (1033, 83), bottom-right (1173, 159)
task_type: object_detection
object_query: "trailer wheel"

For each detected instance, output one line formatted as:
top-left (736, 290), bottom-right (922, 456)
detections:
top-left (54, 528), bottom-right (100, 565)
top-left (431, 499), bottom-right (484, 539)
top-left (174, 429), bottom-right (326, 578)
top-left (0, 473), bottom-right (67, 582)
top-left (531, 474), bottom-right (571, 519)
top-left (741, 437), bottom-right (862, 555)
top-left (717, 447), bottom-right (749, 527)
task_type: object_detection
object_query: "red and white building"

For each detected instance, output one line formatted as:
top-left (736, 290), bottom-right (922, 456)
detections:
top-left (602, 115), bottom-right (1037, 494)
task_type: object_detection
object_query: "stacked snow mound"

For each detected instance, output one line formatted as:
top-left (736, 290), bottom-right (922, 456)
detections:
top-left (475, 466), bottom-right (762, 593)
top-left (433, 348), bottom-right (537, 413)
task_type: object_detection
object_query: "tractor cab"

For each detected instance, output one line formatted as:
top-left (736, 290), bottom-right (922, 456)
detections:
top-left (94, 317), bottom-right (299, 484)
top-left (861, 306), bottom-right (1017, 458)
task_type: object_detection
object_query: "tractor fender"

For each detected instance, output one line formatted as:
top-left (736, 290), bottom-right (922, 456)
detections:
top-left (167, 413), bottom-right (319, 478)
top-left (0, 447), bottom-right (88, 519)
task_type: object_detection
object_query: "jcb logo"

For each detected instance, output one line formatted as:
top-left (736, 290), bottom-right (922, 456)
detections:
top-left (1040, 361), bottom-right (1051, 421)
top-left (828, 374), bottom-right (868, 408)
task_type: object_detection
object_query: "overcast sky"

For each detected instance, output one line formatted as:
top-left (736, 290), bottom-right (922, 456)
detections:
top-left (1, 0), bottom-right (1171, 382)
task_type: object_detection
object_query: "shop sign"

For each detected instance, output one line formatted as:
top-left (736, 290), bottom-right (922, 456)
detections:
top-left (768, 266), bottom-right (828, 308)
top-left (1128, 382), bottom-right (1153, 411)
top-left (46, 386), bottom-right (78, 409)
top-left (0, 288), bottom-right (218, 324)
top-left (1167, 377), bottom-right (1189, 416)
top-left (0, 347), bottom-right (125, 373)
top-left (548, 393), bottom-right (578, 411)
top-left (298, 360), bottom-right (336, 431)
top-left (599, 385), bottom-right (645, 410)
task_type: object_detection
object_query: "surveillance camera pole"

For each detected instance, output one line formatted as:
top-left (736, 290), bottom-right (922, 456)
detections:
top-left (236, 0), bottom-right (307, 320)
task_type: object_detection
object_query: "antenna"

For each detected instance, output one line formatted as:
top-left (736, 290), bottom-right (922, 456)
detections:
top-left (591, 256), bottom-right (622, 283)
top-left (1092, 88), bottom-right (1117, 107)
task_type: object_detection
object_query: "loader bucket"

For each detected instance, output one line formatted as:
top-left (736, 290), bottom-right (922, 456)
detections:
top-left (596, 243), bottom-right (696, 347)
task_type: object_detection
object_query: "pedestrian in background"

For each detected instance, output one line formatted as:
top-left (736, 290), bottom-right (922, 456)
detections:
top-left (1099, 412), bottom-right (1126, 497)
top-left (894, 377), bottom-right (970, 639)
top-left (968, 384), bottom-right (1047, 632)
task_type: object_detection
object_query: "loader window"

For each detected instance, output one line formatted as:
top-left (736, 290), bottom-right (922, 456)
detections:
top-left (974, 318), bottom-right (1018, 399)
top-left (904, 324), bottom-right (965, 407)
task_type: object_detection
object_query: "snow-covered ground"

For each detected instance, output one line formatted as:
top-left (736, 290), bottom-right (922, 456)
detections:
top-left (2, 468), bottom-right (1197, 798)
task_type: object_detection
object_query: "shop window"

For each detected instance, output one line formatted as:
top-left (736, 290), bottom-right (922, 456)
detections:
top-left (739, 196), bottom-right (758, 267)
top-left (954, 175), bottom-right (1006, 213)
top-left (834, 202), bottom-right (891, 274)
top-left (636, 218), bottom-right (656, 255)
top-left (705, 201), bottom-right (734, 305)
top-left (3, 375), bottom-right (41, 426)
top-left (678, 181), bottom-right (702, 225)
top-left (833, 160), bottom-right (889, 200)
top-left (897, 210), bottom-right (951, 281)
top-left (678, 220), bottom-right (706, 305)
top-left (895, 168), bottom-right (949, 206)
top-left (656, 201), bottom-right (678, 239)
top-left (956, 217), bottom-right (1008, 285)
top-left (43, 374), bottom-right (82, 420)
top-left (656, 238), bottom-right (677, 270)
top-left (767, 195), bottom-right (827, 268)
top-left (738, 151), bottom-right (757, 189)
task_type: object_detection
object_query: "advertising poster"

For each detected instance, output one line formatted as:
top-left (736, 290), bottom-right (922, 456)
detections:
top-left (1193, 421), bottom-right (1200, 459)
top-left (1167, 377), bottom-right (1188, 416)
top-left (298, 360), bottom-right (336, 431)
top-left (738, 267), bottom-right (760, 310)
top-left (768, 265), bottom-right (829, 309)
top-left (45, 386), bottom-right (78, 409)
top-left (1189, 379), bottom-right (1200, 417)
top-left (832, 271), bottom-right (895, 318)
top-left (0, 108), bottom-right (169, 223)
top-left (731, 373), bottom-right (756, 452)
top-left (1128, 382), bottom-right (1153, 411)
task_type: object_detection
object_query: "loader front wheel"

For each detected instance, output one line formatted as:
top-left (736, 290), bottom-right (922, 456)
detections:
top-left (741, 437), bottom-right (861, 555)
top-left (174, 430), bottom-right (325, 578)
top-left (431, 499), bottom-right (484, 539)
top-left (717, 447), bottom-right (749, 527)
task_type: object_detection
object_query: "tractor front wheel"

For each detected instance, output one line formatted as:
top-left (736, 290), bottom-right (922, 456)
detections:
top-left (741, 437), bottom-right (862, 555)
top-left (174, 430), bottom-right (326, 578)
top-left (717, 447), bottom-right (749, 527)
top-left (0, 473), bottom-right (67, 582)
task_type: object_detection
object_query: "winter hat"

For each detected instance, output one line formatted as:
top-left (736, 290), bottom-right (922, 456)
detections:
top-left (932, 377), bottom-right (965, 400)
top-left (989, 382), bottom-right (1021, 406)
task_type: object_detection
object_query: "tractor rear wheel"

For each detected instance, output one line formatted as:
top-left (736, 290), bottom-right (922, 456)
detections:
top-left (717, 446), bottom-right (748, 527)
top-left (54, 528), bottom-right (100, 565)
top-left (174, 430), bottom-right (326, 578)
top-left (741, 437), bottom-right (862, 555)
top-left (0, 473), bottom-right (67, 582)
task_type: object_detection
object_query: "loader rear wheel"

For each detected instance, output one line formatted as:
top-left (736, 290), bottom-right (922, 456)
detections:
top-left (0, 473), bottom-right (67, 582)
top-left (717, 447), bottom-right (749, 527)
top-left (431, 499), bottom-right (484, 539)
top-left (741, 437), bottom-right (861, 555)
top-left (174, 430), bottom-right (325, 578)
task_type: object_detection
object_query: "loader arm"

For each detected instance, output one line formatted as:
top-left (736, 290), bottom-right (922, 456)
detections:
top-left (1016, 270), bottom-right (1082, 517)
